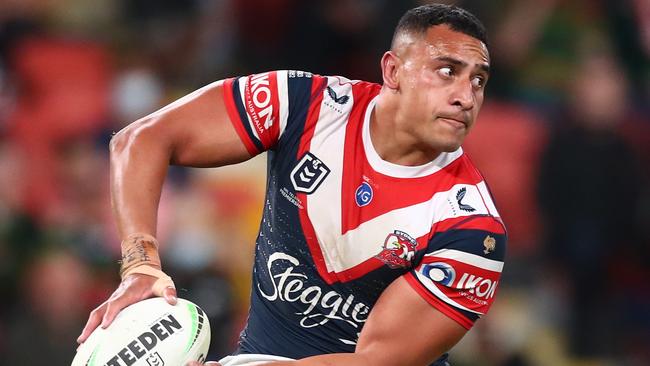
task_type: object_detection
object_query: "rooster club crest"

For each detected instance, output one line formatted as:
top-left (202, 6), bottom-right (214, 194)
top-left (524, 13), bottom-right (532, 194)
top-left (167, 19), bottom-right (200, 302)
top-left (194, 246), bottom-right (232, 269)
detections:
top-left (375, 230), bottom-right (418, 269)
top-left (483, 235), bottom-right (496, 255)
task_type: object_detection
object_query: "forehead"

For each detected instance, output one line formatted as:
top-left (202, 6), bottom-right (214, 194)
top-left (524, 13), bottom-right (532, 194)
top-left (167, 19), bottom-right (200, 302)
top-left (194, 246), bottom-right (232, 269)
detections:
top-left (407, 25), bottom-right (490, 65)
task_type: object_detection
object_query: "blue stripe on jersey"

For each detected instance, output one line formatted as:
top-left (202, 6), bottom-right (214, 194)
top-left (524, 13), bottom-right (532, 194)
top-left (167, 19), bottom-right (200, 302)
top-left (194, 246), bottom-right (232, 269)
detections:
top-left (232, 76), bottom-right (265, 152)
top-left (277, 73), bottom-right (316, 148)
top-left (428, 219), bottom-right (507, 261)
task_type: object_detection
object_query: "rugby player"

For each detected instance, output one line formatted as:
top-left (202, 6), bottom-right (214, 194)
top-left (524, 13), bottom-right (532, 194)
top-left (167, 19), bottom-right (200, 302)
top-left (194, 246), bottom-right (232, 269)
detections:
top-left (78, 4), bottom-right (506, 366)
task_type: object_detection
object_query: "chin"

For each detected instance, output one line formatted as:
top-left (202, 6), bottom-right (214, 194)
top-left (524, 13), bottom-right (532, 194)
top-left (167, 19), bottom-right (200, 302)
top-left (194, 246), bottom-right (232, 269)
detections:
top-left (431, 129), bottom-right (466, 152)
top-left (437, 140), bottom-right (462, 152)
top-left (442, 145), bottom-right (461, 153)
top-left (423, 130), bottom-right (465, 154)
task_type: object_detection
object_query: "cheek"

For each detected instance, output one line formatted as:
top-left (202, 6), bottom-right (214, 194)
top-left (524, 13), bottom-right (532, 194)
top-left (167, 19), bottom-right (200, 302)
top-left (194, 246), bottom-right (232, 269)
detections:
top-left (417, 69), bottom-right (446, 91)
top-left (471, 93), bottom-right (485, 115)
top-left (402, 65), bottom-right (437, 88)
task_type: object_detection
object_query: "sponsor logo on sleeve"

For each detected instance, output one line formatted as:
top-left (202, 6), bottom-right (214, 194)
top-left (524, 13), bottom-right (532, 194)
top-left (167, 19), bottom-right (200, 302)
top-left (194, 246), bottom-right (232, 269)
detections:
top-left (417, 256), bottom-right (501, 314)
top-left (290, 152), bottom-right (331, 194)
top-left (245, 72), bottom-right (278, 133)
top-left (421, 262), bottom-right (456, 286)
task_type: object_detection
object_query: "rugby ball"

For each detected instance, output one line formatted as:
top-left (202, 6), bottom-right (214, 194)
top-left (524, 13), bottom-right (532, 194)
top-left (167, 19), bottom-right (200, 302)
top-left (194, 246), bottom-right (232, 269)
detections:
top-left (72, 298), bottom-right (210, 366)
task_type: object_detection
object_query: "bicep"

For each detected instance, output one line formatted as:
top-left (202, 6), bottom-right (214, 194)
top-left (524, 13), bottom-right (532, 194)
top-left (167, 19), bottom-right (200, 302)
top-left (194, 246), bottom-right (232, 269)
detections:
top-left (355, 276), bottom-right (467, 366)
top-left (356, 218), bottom-right (507, 365)
top-left (133, 80), bottom-right (252, 168)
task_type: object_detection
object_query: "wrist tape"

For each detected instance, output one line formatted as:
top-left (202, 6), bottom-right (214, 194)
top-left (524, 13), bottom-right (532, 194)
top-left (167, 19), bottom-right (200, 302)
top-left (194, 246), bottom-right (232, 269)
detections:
top-left (119, 233), bottom-right (175, 295)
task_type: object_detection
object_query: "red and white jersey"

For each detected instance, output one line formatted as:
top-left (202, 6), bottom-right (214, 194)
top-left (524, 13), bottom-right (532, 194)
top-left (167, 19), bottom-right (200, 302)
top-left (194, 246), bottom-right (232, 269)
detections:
top-left (222, 70), bottom-right (506, 364)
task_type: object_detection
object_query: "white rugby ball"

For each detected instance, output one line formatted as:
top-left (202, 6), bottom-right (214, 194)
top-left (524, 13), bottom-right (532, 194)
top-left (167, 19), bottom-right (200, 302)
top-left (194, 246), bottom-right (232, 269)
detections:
top-left (72, 298), bottom-right (211, 366)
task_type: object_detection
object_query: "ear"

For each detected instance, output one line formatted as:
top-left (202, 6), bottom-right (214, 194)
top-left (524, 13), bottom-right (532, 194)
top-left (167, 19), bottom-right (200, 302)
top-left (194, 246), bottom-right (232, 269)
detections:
top-left (381, 51), bottom-right (400, 90)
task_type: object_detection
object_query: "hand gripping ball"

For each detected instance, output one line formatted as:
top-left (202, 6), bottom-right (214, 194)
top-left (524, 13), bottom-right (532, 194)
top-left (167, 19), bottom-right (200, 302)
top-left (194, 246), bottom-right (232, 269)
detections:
top-left (72, 298), bottom-right (210, 366)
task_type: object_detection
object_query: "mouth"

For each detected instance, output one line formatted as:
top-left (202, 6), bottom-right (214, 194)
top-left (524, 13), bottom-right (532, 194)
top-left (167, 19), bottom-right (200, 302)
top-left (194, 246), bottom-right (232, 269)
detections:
top-left (438, 116), bottom-right (467, 129)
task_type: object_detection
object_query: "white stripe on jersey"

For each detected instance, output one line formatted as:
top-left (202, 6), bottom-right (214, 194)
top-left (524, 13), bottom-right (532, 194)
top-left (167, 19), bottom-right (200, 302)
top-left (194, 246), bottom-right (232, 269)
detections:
top-left (331, 183), bottom-right (493, 272)
top-left (306, 76), bottom-right (356, 272)
top-left (425, 249), bottom-right (504, 272)
top-left (304, 78), bottom-right (498, 273)
top-left (236, 78), bottom-right (262, 143)
top-left (277, 71), bottom-right (289, 138)
top-left (477, 181), bottom-right (500, 217)
top-left (413, 270), bottom-right (478, 314)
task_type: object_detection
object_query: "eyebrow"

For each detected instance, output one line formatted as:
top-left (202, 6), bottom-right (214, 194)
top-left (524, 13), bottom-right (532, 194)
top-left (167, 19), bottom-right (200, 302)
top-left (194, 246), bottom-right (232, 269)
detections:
top-left (434, 56), bottom-right (490, 75)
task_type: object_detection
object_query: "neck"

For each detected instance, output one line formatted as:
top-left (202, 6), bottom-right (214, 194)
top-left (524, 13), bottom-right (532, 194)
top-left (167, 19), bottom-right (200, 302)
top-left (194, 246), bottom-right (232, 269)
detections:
top-left (370, 88), bottom-right (441, 166)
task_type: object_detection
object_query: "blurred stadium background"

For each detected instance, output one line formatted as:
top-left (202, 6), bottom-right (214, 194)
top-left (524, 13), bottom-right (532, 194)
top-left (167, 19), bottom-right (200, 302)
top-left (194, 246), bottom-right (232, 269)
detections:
top-left (0, 0), bottom-right (648, 365)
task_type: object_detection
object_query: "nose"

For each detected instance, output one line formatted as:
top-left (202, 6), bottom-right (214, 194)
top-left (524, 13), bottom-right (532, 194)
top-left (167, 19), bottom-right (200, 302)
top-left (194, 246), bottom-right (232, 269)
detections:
top-left (449, 79), bottom-right (474, 110)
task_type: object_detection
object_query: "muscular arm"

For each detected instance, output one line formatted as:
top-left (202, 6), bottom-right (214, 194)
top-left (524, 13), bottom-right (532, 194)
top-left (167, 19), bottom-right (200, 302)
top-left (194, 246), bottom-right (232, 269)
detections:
top-left (109, 80), bottom-right (251, 237)
top-left (269, 276), bottom-right (467, 366)
top-left (78, 80), bottom-right (251, 344)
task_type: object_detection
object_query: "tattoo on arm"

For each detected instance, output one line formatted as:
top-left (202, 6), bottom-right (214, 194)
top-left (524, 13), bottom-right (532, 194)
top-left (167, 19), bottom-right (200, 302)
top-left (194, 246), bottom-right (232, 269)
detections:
top-left (119, 234), bottom-right (161, 277)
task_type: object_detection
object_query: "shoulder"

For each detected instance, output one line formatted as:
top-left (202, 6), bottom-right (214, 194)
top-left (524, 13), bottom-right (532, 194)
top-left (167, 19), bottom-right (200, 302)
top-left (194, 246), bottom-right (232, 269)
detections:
top-left (431, 150), bottom-right (505, 235)
top-left (277, 71), bottom-right (381, 107)
top-left (443, 150), bottom-right (485, 183)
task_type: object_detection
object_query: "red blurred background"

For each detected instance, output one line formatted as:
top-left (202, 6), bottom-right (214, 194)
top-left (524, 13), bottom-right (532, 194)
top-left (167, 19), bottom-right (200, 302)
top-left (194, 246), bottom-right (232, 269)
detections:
top-left (0, 1), bottom-right (648, 365)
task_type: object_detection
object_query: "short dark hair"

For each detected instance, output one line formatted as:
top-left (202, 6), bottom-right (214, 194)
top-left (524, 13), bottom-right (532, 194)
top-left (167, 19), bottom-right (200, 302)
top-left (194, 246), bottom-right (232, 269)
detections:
top-left (392, 4), bottom-right (488, 48)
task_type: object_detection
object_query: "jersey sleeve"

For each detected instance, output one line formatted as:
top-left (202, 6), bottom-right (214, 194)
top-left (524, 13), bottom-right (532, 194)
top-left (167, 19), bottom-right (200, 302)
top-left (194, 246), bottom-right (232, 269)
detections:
top-left (222, 70), bottom-right (318, 156)
top-left (405, 215), bottom-right (507, 330)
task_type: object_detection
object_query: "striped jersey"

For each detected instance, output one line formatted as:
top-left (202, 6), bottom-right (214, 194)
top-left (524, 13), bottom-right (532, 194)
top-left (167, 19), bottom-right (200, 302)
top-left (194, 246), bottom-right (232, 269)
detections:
top-left (222, 70), bottom-right (506, 365)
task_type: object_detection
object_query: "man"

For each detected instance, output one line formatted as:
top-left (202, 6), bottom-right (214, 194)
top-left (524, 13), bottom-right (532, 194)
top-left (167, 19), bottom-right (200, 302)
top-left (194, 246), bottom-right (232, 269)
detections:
top-left (78, 4), bottom-right (506, 366)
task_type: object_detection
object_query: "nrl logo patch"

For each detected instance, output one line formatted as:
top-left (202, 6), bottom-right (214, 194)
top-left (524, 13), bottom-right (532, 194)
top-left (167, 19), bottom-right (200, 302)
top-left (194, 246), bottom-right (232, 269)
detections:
top-left (146, 352), bottom-right (165, 366)
top-left (290, 152), bottom-right (331, 194)
top-left (375, 230), bottom-right (418, 269)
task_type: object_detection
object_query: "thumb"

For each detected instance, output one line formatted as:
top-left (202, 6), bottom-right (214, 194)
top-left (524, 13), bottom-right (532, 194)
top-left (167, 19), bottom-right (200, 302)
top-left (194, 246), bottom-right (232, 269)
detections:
top-left (150, 273), bottom-right (176, 300)
top-left (163, 286), bottom-right (178, 305)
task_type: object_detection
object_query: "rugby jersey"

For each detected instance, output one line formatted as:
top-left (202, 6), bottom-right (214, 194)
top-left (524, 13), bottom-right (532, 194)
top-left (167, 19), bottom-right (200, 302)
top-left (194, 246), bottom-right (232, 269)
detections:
top-left (222, 70), bottom-right (506, 365)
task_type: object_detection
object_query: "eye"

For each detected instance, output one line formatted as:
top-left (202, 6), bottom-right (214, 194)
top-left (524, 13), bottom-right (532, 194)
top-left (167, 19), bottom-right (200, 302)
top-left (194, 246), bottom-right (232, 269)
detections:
top-left (437, 66), bottom-right (453, 79)
top-left (471, 75), bottom-right (486, 89)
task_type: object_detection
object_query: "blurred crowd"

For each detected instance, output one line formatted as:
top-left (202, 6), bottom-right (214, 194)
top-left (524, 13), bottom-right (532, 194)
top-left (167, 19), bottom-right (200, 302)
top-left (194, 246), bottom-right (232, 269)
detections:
top-left (0, 0), bottom-right (648, 365)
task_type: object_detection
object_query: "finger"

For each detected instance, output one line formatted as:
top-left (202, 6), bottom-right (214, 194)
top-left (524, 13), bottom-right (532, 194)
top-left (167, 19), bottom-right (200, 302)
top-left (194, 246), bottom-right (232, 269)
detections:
top-left (77, 306), bottom-right (106, 344)
top-left (163, 286), bottom-right (178, 305)
top-left (101, 296), bottom-right (132, 328)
